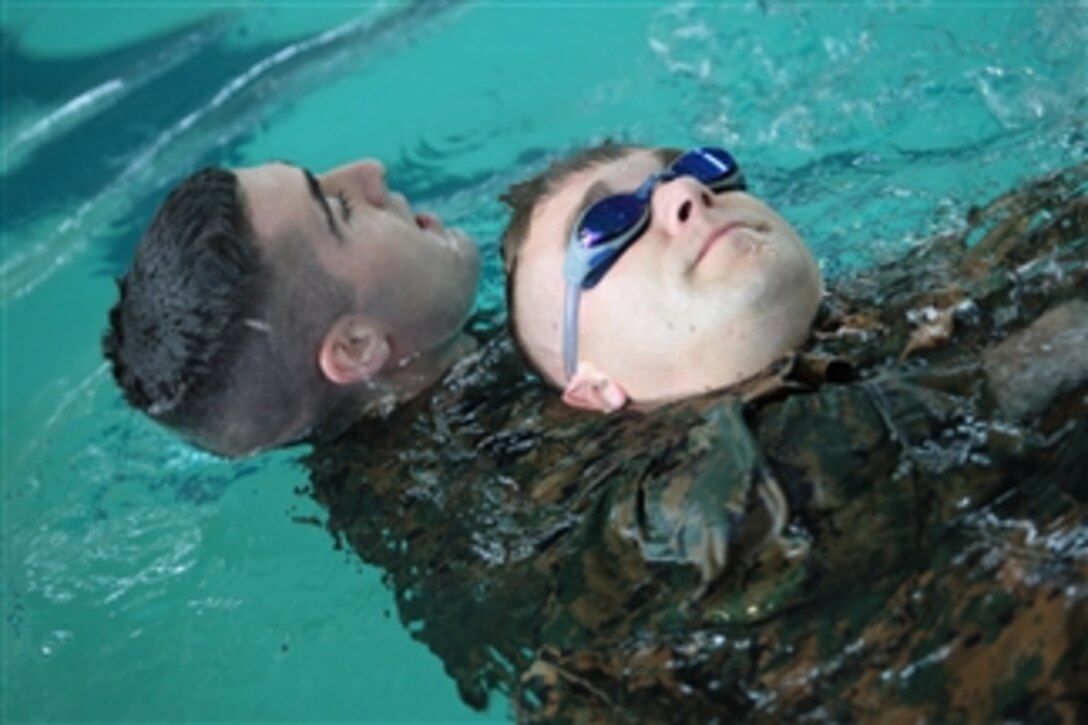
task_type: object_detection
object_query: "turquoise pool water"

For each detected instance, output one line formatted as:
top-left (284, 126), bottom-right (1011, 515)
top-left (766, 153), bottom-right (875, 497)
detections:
top-left (2, 1), bottom-right (1084, 720)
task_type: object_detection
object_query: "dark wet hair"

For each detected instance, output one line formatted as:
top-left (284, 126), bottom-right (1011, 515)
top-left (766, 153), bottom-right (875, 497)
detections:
top-left (498, 141), bottom-right (679, 383)
top-left (104, 167), bottom-right (351, 456)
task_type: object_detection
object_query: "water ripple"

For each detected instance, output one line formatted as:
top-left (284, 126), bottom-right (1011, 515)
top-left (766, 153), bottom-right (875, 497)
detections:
top-left (2, 14), bottom-right (233, 176)
top-left (23, 503), bottom-right (204, 608)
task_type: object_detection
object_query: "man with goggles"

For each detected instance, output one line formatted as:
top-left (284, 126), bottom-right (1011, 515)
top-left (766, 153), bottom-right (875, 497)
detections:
top-left (501, 143), bottom-right (823, 411)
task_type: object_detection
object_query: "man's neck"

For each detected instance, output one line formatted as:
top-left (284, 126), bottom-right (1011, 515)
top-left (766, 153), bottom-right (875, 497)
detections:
top-left (364, 332), bottom-right (478, 416)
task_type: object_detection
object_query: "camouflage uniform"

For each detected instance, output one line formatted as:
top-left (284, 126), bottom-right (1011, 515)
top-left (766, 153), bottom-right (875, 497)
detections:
top-left (306, 163), bottom-right (1087, 722)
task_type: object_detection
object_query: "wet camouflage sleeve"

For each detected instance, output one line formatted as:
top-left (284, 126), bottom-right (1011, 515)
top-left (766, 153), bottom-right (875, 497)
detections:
top-left (306, 163), bottom-right (1087, 722)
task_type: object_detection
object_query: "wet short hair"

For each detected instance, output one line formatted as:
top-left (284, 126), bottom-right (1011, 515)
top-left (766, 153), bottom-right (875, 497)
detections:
top-left (105, 168), bottom-right (262, 435)
top-left (104, 167), bottom-right (351, 456)
top-left (498, 141), bottom-right (679, 381)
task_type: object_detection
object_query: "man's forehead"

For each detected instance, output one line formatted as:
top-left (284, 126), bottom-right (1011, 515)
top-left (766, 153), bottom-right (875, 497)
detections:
top-left (550, 148), bottom-right (661, 202)
top-left (234, 163), bottom-right (319, 242)
top-left (234, 160), bottom-right (298, 188)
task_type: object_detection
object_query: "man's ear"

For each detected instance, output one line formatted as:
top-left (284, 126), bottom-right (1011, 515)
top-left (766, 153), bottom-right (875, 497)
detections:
top-left (318, 315), bottom-right (391, 385)
top-left (561, 363), bottom-right (629, 413)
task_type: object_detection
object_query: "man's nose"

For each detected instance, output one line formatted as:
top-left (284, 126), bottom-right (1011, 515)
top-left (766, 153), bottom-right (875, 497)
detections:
top-left (320, 159), bottom-right (388, 207)
top-left (650, 175), bottom-right (714, 238)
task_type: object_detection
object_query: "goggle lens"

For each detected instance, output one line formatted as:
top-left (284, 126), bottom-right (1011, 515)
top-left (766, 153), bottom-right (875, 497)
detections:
top-left (577, 193), bottom-right (645, 247)
top-left (671, 147), bottom-right (739, 188)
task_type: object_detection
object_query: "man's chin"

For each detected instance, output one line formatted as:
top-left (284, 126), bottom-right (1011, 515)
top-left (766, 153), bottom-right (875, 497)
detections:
top-left (445, 227), bottom-right (478, 257)
top-left (756, 253), bottom-right (821, 311)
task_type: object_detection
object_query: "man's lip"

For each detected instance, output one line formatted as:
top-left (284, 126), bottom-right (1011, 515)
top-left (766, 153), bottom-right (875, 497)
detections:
top-left (415, 212), bottom-right (442, 231)
top-left (694, 222), bottom-right (755, 266)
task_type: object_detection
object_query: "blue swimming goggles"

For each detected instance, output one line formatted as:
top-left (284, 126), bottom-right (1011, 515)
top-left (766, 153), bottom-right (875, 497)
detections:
top-left (562, 146), bottom-right (747, 379)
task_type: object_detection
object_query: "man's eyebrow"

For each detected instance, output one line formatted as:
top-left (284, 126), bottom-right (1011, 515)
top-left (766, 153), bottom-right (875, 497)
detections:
top-left (562, 179), bottom-right (614, 246)
top-left (274, 159), bottom-right (341, 240)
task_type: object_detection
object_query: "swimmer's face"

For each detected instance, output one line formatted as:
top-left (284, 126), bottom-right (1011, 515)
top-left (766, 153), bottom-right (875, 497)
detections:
top-left (509, 148), bottom-right (823, 411)
top-left (236, 159), bottom-right (479, 371)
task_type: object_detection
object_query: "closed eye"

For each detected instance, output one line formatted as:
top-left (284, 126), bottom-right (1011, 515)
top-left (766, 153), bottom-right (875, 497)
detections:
top-left (334, 191), bottom-right (354, 222)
